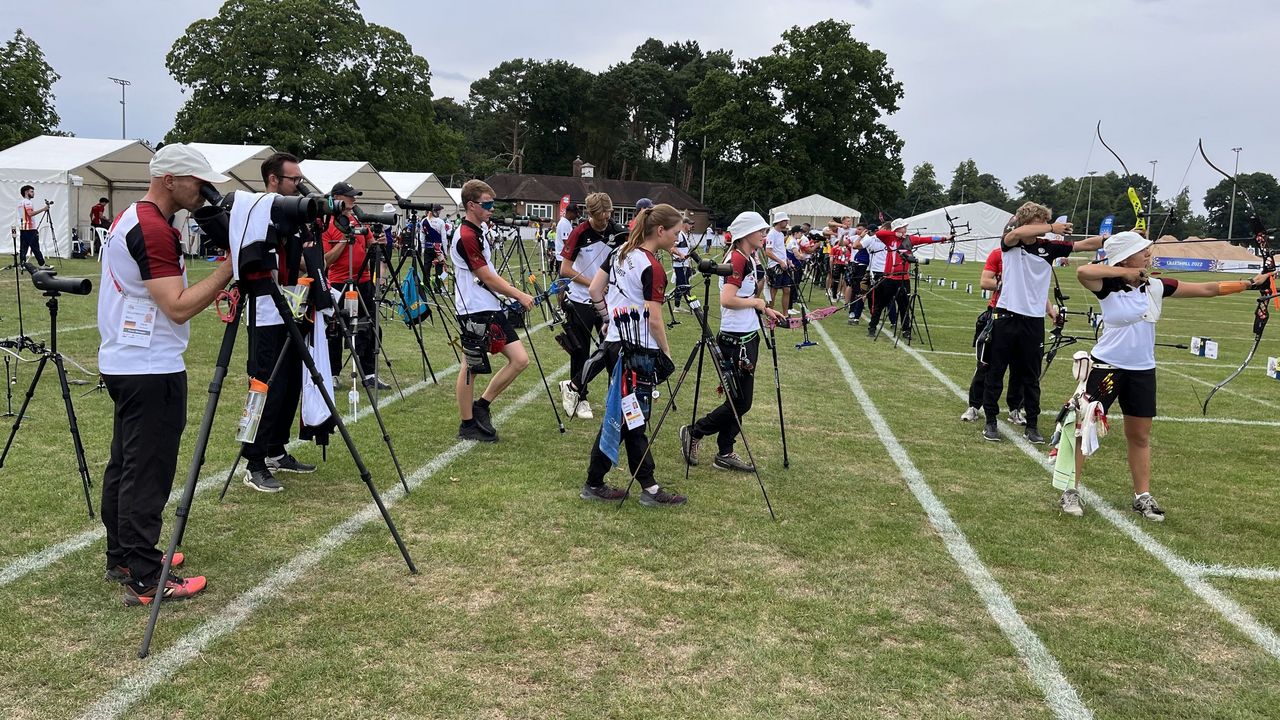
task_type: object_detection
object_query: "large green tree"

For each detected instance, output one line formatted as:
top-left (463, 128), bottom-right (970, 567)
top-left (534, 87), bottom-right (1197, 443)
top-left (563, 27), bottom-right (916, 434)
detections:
top-left (0, 30), bottom-right (64, 148)
top-left (1203, 172), bottom-right (1280, 240)
top-left (902, 163), bottom-right (946, 216)
top-left (948, 159), bottom-right (1009, 210)
top-left (165, 0), bottom-right (460, 173)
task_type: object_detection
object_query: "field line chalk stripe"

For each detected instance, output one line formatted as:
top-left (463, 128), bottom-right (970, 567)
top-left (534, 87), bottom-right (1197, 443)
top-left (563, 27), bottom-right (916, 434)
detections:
top-left (77, 365), bottom-right (567, 720)
top-left (814, 323), bottom-right (1092, 720)
top-left (896, 341), bottom-right (1280, 662)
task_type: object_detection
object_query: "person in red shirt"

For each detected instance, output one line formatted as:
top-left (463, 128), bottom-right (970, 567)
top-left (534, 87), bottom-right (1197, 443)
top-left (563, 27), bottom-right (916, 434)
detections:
top-left (859, 218), bottom-right (950, 341)
top-left (321, 182), bottom-right (387, 390)
top-left (91, 197), bottom-right (110, 229)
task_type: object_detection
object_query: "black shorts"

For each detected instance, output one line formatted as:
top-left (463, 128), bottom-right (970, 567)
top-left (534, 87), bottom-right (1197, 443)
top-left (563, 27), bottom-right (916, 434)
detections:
top-left (831, 263), bottom-right (846, 278)
top-left (458, 310), bottom-right (519, 352)
top-left (1086, 363), bottom-right (1157, 418)
top-left (767, 266), bottom-right (793, 288)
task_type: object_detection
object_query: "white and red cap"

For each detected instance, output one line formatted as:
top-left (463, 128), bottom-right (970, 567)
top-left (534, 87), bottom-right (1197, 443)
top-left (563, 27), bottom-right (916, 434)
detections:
top-left (149, 144), bottom-right (230, 183)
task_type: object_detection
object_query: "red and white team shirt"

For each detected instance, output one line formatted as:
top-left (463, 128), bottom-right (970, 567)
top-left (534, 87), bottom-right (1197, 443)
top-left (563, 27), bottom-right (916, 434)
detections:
top-left (17, 198), bottom-right (36, 231)
top-left (560, 222), bottom-right (617, 304)
top-left (720, 248), bottom-right (762, 333)
top-left (601, 247), bottom-right (667, 349)
top-left (450, 218), bottom-right (502, 314)
top-left (97, 202), bottom-right (189, 375)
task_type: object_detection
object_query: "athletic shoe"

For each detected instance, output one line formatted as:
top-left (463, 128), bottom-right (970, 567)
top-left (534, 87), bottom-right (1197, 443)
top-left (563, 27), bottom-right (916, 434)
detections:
top-left (960, 407), bottom-right (980, 422)
top-left (458, 421), bottom-right (497, 443)
top-left (105, 552), bottom-right (185, 584)
top-left (363, 376), bottom-right (391, 390)
top-left (787, 309), bottom-right (800, 316)
top-left (471, 402), bottom-right (496, 436)
top-left (39, 264), bottom-right (54, 271)
top-left (1008, 408), bottom-right (1026, 426)
top-left (678, 424), bottom-right (699, 466)
top-left (889, 323), bottom-right (898, 334)
top-left (1059, 489), bottom-right (1084, 517)
top-left (866, 326), bottom-right (877, 338)
top-left (123, 573), bottom-right (207, 607)
top-left (243, 468), bottom-right (284, 493)
top-left (1025, 427), bottom-right (1046, 444)
top-left (266, 454), bottom-right (316, 474)
top-left (713, 451), bottom-right (755, 472)
top-left (1132, 493), bottom-right (1166, 522)
top-left (639, 486), bottom-right (687, 507)
top-left (982, 423), bottom-right (1001, 442)
top-left (575, 399), bottom-right (593, 419)
top-left (580, 483), bottom-right (627, 502)
top-left (559, 380), bottom-right (579, 417)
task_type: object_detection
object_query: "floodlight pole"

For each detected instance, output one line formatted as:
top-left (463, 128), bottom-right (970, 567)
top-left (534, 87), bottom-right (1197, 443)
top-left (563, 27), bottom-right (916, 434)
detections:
top-left (1227, 147), bottom-right (1242, 240)
top-left (108, 77), bottom-right (131, 139)
top-left (700, 135), bottom-right (706, 205)
top-left (1147, 160), bottom-right (1157, 220)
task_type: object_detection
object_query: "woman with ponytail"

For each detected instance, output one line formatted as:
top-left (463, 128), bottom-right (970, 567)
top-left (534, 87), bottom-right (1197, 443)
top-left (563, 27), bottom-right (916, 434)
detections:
top-left (680, 211), bottom-right (786, 472)
top-left (580, 204), bottom-right (686, 507)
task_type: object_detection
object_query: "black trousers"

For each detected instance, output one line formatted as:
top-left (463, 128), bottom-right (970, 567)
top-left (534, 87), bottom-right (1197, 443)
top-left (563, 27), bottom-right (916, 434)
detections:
top-left (19, 229), bottom-right (45, 265)
top-left (243, 323), bottom-right (303, 468)
top-left (586, 343), bottom-right (657, 489)
top-left (691, 331), bottom-right (759, 454)
top-left (564, 299), bottom-right (603, 399)
top-left (848, 264), bottom-right (868, 317)
top-left (868, 278), bottom-right (909, 334)
top-left (982, 312), bottom-right (1044, 427)
top-left (328, 280), bottom-right (377, 378)
top-left (102, 372), bottom-right (187, 585)
top-left (968, 309), bottom-right (1025, 410)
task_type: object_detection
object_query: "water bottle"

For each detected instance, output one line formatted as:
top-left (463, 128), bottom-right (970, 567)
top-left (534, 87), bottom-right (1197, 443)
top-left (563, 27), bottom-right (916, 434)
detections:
top-left (235, 378), bottom-right (269, 442)
top-left (344, 289), bottom-right (359, 317)
top-left (349, 383), bottom-right (360, 420)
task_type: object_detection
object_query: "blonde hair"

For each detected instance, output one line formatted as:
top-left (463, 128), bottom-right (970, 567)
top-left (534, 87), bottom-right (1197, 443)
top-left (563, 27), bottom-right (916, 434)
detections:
top-left (1014, 201), bottom-right (1051, 227)
top-left (585, 192), bottom-right (613, 219)
top-left (461, 179), bottom-right (494, 206)
top-left (620, 203), bottom-right (682, 262)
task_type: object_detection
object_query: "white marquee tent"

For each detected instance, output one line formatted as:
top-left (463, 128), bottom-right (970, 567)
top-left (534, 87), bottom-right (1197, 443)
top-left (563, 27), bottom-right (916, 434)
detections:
top-left (770, 194), bottom-right (860, 229)
top-left (0, 136), bottom-right (154, 256)
top-left (298, 159), bottom-right (396, 208)
top-left (897, 202), bottom-right (1013, 264)
top-left (380, 171), bottom-right (458, 214)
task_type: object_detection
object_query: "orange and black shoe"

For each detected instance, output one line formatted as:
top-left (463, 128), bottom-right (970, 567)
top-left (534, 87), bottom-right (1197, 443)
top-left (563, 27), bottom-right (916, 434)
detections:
top-left (122, 573), bottom-right (206, 606)
top-left (104, 552), bottom-right (185, 584)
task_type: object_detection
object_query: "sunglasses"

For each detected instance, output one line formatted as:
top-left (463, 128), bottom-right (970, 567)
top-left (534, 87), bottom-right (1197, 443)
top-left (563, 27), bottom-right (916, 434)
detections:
top-left (471, 200), bottom-right (495, 211)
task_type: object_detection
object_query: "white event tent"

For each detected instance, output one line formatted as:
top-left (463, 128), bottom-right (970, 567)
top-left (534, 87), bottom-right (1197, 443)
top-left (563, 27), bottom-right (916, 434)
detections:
top-left (298, 159), bottom-right (396, 207)
top-left (0, 136), bottom-right (154, 256)
top-left (380, 171), bottom-right (458, 214)
top-left (897, 202), bottom-right (1013, 264)
top-left (770, 194), bottom-right (860, 229)
top-left (186, 143), bottom-right (281, 192)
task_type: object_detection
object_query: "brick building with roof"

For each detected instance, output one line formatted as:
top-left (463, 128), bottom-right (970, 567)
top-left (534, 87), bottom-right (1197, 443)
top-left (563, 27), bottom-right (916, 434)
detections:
top-left (485, 156), bottom-right (712, 231)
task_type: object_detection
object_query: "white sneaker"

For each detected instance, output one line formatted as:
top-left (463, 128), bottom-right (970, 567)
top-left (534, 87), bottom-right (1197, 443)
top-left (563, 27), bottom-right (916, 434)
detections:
top-left (1059, 489), bottom-right (1084, 517)
top-left (787, 309), bottom-right (800, 316)
top-left (1008, 408), bottom-right (1026, 426)
top-left (575, 400), bottom-right (593, 419)
top-left (559, 380), bottom-right (579, 417)
top-left (960, 406), bottom-right (980, 422)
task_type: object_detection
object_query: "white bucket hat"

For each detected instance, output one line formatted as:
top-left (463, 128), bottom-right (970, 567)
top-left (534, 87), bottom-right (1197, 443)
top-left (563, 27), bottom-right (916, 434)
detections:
top-left (771, 211), bottom-right (789, 226)
top-left (729, 211), bottom-right (770, 240)
top-left (890, 218), bottom-right (910, 231)
top-left (1103, 231), bottom-right (1152, 266)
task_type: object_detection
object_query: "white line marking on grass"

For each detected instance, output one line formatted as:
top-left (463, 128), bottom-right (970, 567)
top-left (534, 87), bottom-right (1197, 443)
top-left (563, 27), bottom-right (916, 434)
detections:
top-left (1196, 564), bottom-right (1280, 581)
top-left (918, 348), bottom-right (1230, 369)
top-left (0, 321), bottom-right (555, 588)
top-left (3, 323), bottom-right (98, 342)
top-left (1154, 416), bottom-right (1280, 427)
top-left (812, 324), bottom-right (1092, 720)
top-left (895, 341), bottom-right (1280, 662)
top-left (922, 288), bottom-right (972, 307)
top-left (76, 366), bottom-right (566, 720)
top-left (1159, 365), bottom-right (1280, 411)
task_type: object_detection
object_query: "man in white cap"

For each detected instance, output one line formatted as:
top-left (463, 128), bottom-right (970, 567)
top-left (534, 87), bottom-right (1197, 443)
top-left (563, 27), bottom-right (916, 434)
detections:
top-left (1057, 232), bottom-right (1272, 519)
top-left (764, 212), bottom-right (794, 314)
top-left (97, 143), bottom-right (234, 606)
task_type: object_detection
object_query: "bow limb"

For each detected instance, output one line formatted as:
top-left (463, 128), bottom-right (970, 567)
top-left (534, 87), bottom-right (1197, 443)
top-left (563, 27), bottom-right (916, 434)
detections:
top-left (1097, 121), bottom-right (1147, 234)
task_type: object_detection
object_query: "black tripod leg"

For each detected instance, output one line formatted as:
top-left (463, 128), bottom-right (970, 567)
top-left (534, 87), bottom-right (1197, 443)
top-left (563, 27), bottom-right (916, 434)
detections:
top-left (269, 288), bottom-right (417, 573)
top-left (763, 320), bottom-right (790, 469)
top-left (50, 355), bottom-right (95, 518)
top-left (0, 355), bottom-right (47, 468)
top-left (337, 310), bottom-right (410, 494)
top-left (217, 452), bottom-right (244, 502)
top-left (139, 310), bottom-right (241, 659)
top-left (520, 319), bottom-right (565, 433)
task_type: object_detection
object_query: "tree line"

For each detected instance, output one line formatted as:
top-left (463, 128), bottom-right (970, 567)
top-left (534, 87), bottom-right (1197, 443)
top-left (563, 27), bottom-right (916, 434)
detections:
top-left (1, 0), bottom-right (1274, 240)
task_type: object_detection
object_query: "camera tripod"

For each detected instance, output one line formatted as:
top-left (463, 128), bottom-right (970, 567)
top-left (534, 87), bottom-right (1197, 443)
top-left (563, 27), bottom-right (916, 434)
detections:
top-left (617, 275), bottom-right (775, 519)
top-left (893, 260), bottom-right (933, 350)
top-left (377, 210), bottom-right (457, 374)
top-left (0, 287), bottom-right (95, 518)
top-left (139, 277), bottom-right (418, 659)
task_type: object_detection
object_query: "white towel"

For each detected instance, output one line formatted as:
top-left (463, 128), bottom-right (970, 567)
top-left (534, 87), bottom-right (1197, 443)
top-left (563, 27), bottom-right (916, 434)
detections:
top-left (300, 308), bottom-right (335, 427)
top-left (227, 190), bottom-right (285, 327)
top-left (1079, 400), bottom-right (1109, 456)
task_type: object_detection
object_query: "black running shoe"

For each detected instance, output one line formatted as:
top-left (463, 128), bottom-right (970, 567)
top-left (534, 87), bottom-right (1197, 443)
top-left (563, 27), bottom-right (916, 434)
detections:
top-left (982, 423), bottom-right (1001, 442)
top-left (580, 483), bottom-right (628, 502)
top-left (458, 422), bottom-right (498, 443)
top-left (712, 451), bottom-right (754, 472)
top-left (267, 454), bottom-right (316, 474)
top-left (243, 468), bottom-right (284, 493)
top-left (639, 486), bottom-right (687, 507)
top-left (471, 402), bottom-right (496, 436)
top-left (678, 424), bottom-right (700, 466)
top-left (1132, 493), bottom-right (1166, 522)
top-left (363, 376), bottom-right (392, 391)
top-left (1025, 427), bottom-right (1045, 444)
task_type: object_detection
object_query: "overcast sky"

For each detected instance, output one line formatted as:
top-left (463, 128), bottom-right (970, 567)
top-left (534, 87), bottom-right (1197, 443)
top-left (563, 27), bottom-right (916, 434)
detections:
top-left (8, 0), bottom-right (1275, 216)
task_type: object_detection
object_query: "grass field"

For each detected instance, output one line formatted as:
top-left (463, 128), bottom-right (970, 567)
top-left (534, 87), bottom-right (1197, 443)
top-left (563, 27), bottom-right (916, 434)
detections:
top-left (0, 250), bottom-right (1278, 719)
